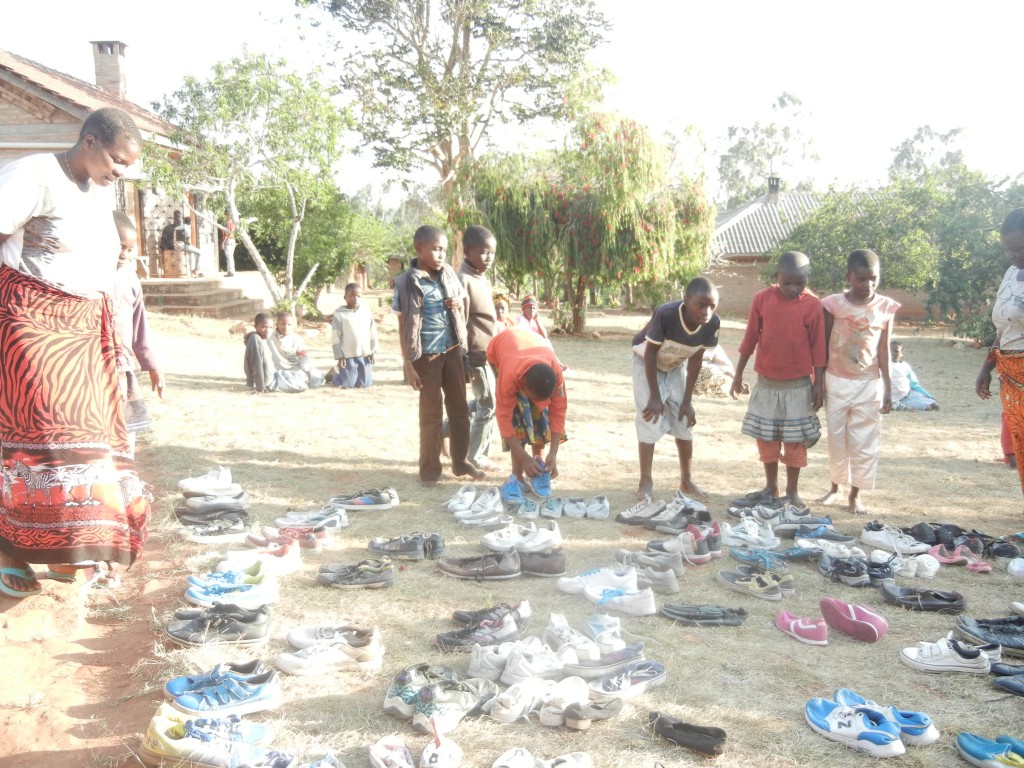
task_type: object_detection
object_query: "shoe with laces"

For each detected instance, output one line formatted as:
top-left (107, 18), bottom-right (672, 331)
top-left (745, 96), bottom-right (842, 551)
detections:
top-left (275, 637), bottom-right (385, 674)
top-left (369, 735), bottom-right (414, 768)
top-left (164, 659), bottom-right (268, 698)
top-left (637, 566), bottom-right (680, 594)
top-left (501, 644), bottom-right (578, 684)
top-left (543, 613), bottom-right (601, 660)
top-left (817, 554), bottom-right (871, 587)
top-left (369, 533), bottom-right (445, 561)
top-left (615, 548), bottom-right (685, 576)
top-left (699, 522), bottom-right (722, 558)
top-left (720, 518), bottom-right (781, 549)
top-left (562, 642), bottom-right (645, 679)
top-left (832, 688), bottom-right (939, 745)
top-left (164, 606), bottom-right (272, 647)
top-left (616, 496), bottom-right (667, 525)
top-left (517, 495), bottom-right (540, 519)
top-left (178, 466), bottom-right (234, 496)
top-left (435, 613), bottom-right (520, 651)
top-left (171, 670), bottom-right (282, 717)
top-left (284, 625), bottom-right (382, 663)
top-left (383, 663), bottom-right (461, 719)
top-left (729, 546), bottom-right (787, 570)
top-left (716, 569), bottom-right (782, 600)
top-left (860, 521), bottom-right (930, 553)
top-left (529, 462), bottom-right (552, 497)
top-left (452, 599), bottom-right (531, 628)
top-left (151, 701), bottom-right (274, 747)
top-left (187, 561), bottom-right (266, 589)
top-left (139, 713), bottom-right (294, 768)
top-left (517, 521), bottom-right (563, 552)
top-left (646, 531), bottom-right (712, 564)
top-left (583, 613), bottom-right (626, 655)
top-left (443, 484), bottom-right (477, 513)
top-left (585, 496), bottom-right (610, 519)
top-left (775, 611), bottom-right (828, 645)
top-left (181, 517), bottom-right (250, 544)
top-left (794, 523), bottom-right (855, 544)
top-left (539, 496), bottom-right (564, 518)
top-left (562, 497), bottom-right (587, 518)
top-left (557, 564), bottom-right (637, 595)
top-left (520, 548), bottom-right (567, 577)
top-left (672, 489), bottom-right (708, 513)
top-left (640, 500), bottom-right (688, 530)
top-left (329, 486), bottom-right (399, 510)
top-left (273, 507), bottom-right (348, 530)
top-left (583, 585), bottom-right (657, 616)
top-left (480, 522), bottom-right (535, 552)
top-left (467, 636), bottom-right (544, 681)
top-left (184, 574), bottom-right (280, 609)
top-left (734, 564), bottom-right (794, 595)
top-left (738, 503), bottom-right (830, 534)
top-left (437, 550), bottom-right (521, 580)
top-left (411, 677), bottom-right (498, 734)
top-left (804, 698), bottom-right (904, 758)
top-left (589, 660), bottom-right (666, 699)
top-left (317, 558), bottom-right (396, 589)
top-left (537, 676), bottom-right (591, 727)
top-left (500, 475), bottom-right (525, 505)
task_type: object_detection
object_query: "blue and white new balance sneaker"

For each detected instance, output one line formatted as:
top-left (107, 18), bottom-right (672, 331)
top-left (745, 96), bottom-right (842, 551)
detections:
top-left (500, 475), bottom-right (525, 506)
top-left (833, 689), bottom-right (939, 746)
top-left (804, 698), bottom-right (904, 758)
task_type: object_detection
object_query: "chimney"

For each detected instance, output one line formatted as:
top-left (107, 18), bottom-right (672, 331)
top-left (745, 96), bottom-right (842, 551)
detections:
top-left (90, 41), bottom-right (127, 98)
top-left (767, 176), bottom-right (780, 204)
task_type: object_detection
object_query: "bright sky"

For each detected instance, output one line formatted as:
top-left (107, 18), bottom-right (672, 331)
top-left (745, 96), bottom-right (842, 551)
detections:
top-left (3, 0), bottom-right (1021, 202)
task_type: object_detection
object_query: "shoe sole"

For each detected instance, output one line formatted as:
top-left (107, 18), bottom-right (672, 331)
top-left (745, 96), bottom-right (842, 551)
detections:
top-left (898, 650), bottom-right (989, 674)
top-left (522, 569), bottom-right (567, 577)
top-left (775, 622), bottom-right (827, 646)
top-left (169, 689), bottom-right (283, 718)
top-left (319, 580), bottom-right (394, 589)
top-left (819, 600), bottom-right (885, 642)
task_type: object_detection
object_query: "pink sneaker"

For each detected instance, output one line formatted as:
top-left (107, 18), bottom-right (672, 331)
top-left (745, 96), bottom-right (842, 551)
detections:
top-left (819, 597), bottom-right (888, 643)
top-left (775, 610), bottom-right (828, 645)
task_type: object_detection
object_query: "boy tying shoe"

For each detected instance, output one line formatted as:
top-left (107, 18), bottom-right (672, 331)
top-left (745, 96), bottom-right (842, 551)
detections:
top-left (632, 277), bottom-right (720, 501)
top-left (393, 226), bottom-right (485, 486)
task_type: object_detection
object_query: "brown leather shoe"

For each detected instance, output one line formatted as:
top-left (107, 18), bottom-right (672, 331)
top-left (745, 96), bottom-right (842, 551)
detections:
top-left (437, 550), bottom-right (521, 580)
top-left (520, 548), bottom-right (566, 577)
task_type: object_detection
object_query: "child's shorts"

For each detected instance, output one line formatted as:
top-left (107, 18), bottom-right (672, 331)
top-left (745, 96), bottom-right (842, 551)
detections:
top-left (632, 354), bottom-right (692, 444)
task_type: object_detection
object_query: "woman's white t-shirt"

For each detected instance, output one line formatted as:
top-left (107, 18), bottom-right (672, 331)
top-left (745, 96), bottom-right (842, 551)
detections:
top-left (993, 265), bottom-right (1024, 351)
top-left (0, 153), bottom-right (118, 296)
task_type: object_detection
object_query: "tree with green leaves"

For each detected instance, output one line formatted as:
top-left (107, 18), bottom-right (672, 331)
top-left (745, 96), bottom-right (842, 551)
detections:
top-left (297, 0), bottom-right (608, 195)
top-left (146, 53), bottom-right (350, 308)
top-left (717, 92), bottom-right (817, 210)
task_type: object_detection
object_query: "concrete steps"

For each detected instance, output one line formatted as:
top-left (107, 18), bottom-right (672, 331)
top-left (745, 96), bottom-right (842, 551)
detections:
top-left (141, 277), bottom-right (265, 319)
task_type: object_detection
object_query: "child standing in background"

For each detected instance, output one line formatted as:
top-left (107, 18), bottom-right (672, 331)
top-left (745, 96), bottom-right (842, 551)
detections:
top-left (517, 294), bottom-right (548, 338)
top-left (818, 249), bottom-right (900, 514)
top-left (731, 251), bottom-right (825, 511)
top-left (112, 211), bottom-right (164, 456)
top-left (331, 283), bottom-right (379, 388)
top-left (494, 294), bottom-right (517, 331)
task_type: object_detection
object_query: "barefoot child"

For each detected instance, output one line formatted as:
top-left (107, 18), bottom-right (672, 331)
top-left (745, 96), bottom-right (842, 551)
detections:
top-left (632, 277), bottom-right (720, 501)
top-left (487, 328), bottom-right (566, 491)
top-left (819, 249), bottom-right (900, 514)
top-left (731, 251), bottom-right (826, 510)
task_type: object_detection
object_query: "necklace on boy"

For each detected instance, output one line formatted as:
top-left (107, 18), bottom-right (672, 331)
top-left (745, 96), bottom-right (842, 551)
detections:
top-left (58, 150), bottom-right (86, 187)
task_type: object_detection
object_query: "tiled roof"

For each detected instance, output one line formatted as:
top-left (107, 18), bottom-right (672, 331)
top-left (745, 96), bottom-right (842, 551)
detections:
top-left (0, 48), bottom-right (177, 138)
top-left (712, 191), bottom-right (820, 258)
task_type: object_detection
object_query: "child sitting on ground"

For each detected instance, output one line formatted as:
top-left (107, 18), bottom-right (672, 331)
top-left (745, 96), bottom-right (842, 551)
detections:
top-left (331, 283), bottom-right (379, 388)
top-left (244, 312), bottom-right (307, 393)
top-left (269, 311), bottom-right (326, 388)
top-left (889, 341), bottom-right (938, 411)
top-left (632, 277), bottom-right (720, 501)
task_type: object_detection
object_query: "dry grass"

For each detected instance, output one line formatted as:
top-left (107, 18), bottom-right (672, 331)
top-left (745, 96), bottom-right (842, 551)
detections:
top-left (133, 304), bottom-right (1023, 768)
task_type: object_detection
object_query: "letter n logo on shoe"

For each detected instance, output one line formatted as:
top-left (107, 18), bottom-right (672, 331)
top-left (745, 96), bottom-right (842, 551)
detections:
top-left (837, 719), bottom-right (853, 730)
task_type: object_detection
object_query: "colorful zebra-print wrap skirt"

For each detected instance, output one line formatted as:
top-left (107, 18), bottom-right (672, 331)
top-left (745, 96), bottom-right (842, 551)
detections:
top-left (0, 266), bottom-right (151, 566)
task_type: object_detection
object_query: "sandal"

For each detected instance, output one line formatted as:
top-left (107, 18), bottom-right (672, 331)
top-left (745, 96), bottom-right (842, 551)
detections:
top-left (0, 565), bottom-right (42, 598)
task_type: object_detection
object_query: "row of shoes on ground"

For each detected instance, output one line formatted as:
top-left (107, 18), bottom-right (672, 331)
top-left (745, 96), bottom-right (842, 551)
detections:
top-left (900, 632), bottom-right (1001, 675)
top-left (615, 492), bottom-right (709, 526)
top-left (275, 622), bottom-right (385, 674)
top-left (726, 501), bottom-right (831, 534)
top-left (164, 603), bottom-right (273, 647)
top-left (955, 732), bottom-right (1024, 768)
top-left (369, 532), bottom-right (446, 560)
top-left (777, 598), bottom-right (889, 645)
top-left (717, 564), bottom-right (794, 600)
top-left (804, 687), bottom-right (940, 758)
top-left (648, 711), bottom-right (726, 757)
top-left (437, 548), bottom-right (567, 579)
top-left (318, 558), bottom-right (396, 588)
top-left (480, 521), bottom-right (564, 554)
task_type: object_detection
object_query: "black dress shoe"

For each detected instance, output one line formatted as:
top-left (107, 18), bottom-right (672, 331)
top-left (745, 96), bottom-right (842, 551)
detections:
top-left (878, 582), bottom-right (965, 613)
top-left (991, 662), bottom-right (1024, 677)
top-left (649, 711), bottom-right (726, 756)
top-left (957, 616), bottom-right (1024, 653)
top-left (993, 674), bottom-right (1024, 696)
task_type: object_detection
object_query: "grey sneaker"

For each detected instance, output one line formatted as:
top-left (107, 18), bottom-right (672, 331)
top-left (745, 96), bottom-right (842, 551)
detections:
top-left (436, 550), bottom-right (521, 580)
top-left (316, 559), bottom-right (395, 589)
top-left (615, 496), bottom-right (667, 525)
top-left (435, 613), bottom-right (520, 651)
top-left (637, 566), bottom-right (680, 594)
top-left (615, 549), bottom-right (685, 576)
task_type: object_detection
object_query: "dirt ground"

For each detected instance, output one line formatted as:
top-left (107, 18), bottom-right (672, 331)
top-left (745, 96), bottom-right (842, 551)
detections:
top-left (0, 302), bottom-right (1021, 768)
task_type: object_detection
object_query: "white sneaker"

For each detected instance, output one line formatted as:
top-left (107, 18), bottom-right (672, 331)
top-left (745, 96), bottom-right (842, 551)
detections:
top-left (480, 522), bottom-right (536, 552)
top-left (517, 521), bottom-right (563, 553)
top-left (911, 553), bottom-right (940, 578)
top-left (486, 676), bottom-right (555, 723)
top-left (646, 532), bottom-right (712, 564)
top-left (637, 566), bottom-right (680, 594)
top-left (672, 489), bottom-right (707, 513)
top-left (501, 645), bottom-right (578, 685)
top-left (615, 496), bottom-right (667, 524)
top-left (184, 573), bottom-right (279, 609)
top-left (869, 549), bottom-right (915, 577)
top-left (557, 564), bottom-right (637, 595)
top-left (899, 637), bottom-right (990, 674)
top-left (178, 466), bottom-right (232, 495)
top-left (287, 622), bottom-right (368, 649)
top-left (370, 735), bottom-right (415, 768)
top-left (562, 497), bottom-right (587, 518)
top-left (444, 484), bottom-right (477, 513)
top-left (491, 748), bottom-right (537, 768)
top-left (457, 510), bottom-right (514, 527)
top-left (543, 613), bottom-right (600, 660)
top-left (582, 586), bottom-right (657, 616)
top-left (1009, 559), bottom-right (1024, 578)
top-left (468, 637), bottom-right (544, 681)
top-left (467, 487), bottom-right (502, 515)
top-left (615, 549), bottom-right (685, 576)
top-left (720, 518), bottom-right (780, 549)
top-left (585, 496), bottom-right (610, 519)
top-left (583, 613), bottom-right (626, 655)
top-left (419, 730), bottom-right (463, 768)
top-left (537, 676), bottom-right (590, 727)
top-left (539, 754), bottom-right (593, 768)
top-left (275, 639), bottom-right (384, 674)
top-left (860, 523), bottom-right (930, 554)
top-left (795, 540), bottom-right (866, 560)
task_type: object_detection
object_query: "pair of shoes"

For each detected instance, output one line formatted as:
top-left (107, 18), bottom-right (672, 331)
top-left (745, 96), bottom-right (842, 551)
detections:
top-left (184, 571), bottom-right (279, 609)
top-left (437, 550), bottom-right (522, 580)
top-left (900, 636), bottom-right (991, 673)
top-left (275, 624), bottom-right (384, 674)
top-left (776, 611), bottom-right (828, 645)
top-left (561, 495), bottom-right (609, 519)
top-left (480, 521), bottom-right (563, 553)
top-left (164, 659), bottom-right (269, 698)
top-left (659, 603), bottom-right (748, 626)
top-left (467, 636), bottom-right (543, 681)
top-left (178, 466), bottom-right (236, 496)
top-left (720, 518), bottom-right (780, 549)
top-left (583, 586), bottom-right (657, 616)
top-left (804, 697), bottom-right (904, 757)
top-left (273, 507), bottom-right (348, 530)
top-left (860, 520), bottom-right (930, 553)
top-left (539, 497), bottom-right (564, 518)
top-left (878, 581), bottom-right (966, 612)
top-left (328, 486), bottom-right (399, 510)
top-left (543, 613), bottom-right (601, 659)
top-left (383, 663), bottom-right (460, 719)
top-left (716, 568), bottom-right (782, 600)
top-left (562, 642), bottom-right (645, 679)
top-left (735, 503), bottom-right (830, 535)
top-left (818, 597), bottom-right (888, 642)
top-left (317, 558), bottom-right (395, 589)
top-left (649, 711), bottom-right (726, 756)
top-left (956, 733), bottom-right (1024, 767)
top-left (180, 516), bottom-right (251, 544)
top-left (164, 604), bottom-right (271, 647)
top-left (436, 612), bottom-right (520, 651)
top-left (615, 548), bottom-right (685, 576)
top-left (817, 554), bottom-right (871, 587)
top-left (139, 710), bottom-right (291, 767)
top-left (557, 564), bottom-right (636, 595)
top-left (615, 495), bottom-right (667, 525)
top-left (589, 660), bottom-right (666, 698)
top-left (368, 532), bottom-right (445, 560)
top-left (832, 689), bottom-right (939, 745)
top-left (795, 523), bottom-right (854, 545)
top-left (499, 644), bottom-right (579, 685)
top-left (411, 676), bottom-right (498, 735)
top-left (646, 528), bottom-right (712, 564)
top-left (452, 599), bottom-right (531, 628)
top-left (170, 669), bottom-right (282, 717)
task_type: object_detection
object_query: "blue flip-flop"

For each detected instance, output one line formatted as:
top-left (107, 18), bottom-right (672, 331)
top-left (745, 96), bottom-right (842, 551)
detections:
top-left (0, 566), bottom-right (43, 598)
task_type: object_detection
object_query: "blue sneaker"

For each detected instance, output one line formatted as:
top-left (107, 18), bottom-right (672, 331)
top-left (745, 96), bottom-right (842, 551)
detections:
top-left (833, 689), bottom-right (939, 746)
top-left (172, 670), bottom-right (283, 717)
top-left (956, 733), bottom-right (1024, 768)
top-left (164, 660), bottom-right (268, 697)
top-left (517, 496), bottom-right (540, 519)
top-left (500, 475), bottom-right (524, 506)
top-left (529, 462), bottom-right (551, 498)
top-left (728, 546), bottom-right (787, 571)
top-left (804, 698), bottom-right (904, 758)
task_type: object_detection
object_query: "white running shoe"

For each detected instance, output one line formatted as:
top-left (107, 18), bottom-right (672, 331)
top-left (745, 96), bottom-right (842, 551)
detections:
top-left (583, 586), bottom-right (657, 616)
top-left (543, 613), bottom-right (601, 660)
top-left (719, 518), bottom-right (780, 549)
top-left (537, 676), bottom-right (590, 727)
top-left (178, 466), bottom-right (233, 495)
top-left (501, 645), bottom-right (578, 685)
top-left (275, 640), bottom-right (384, 674)
top-left (480, 522), bottom-right (536, 552)
top-left (467, 487), bottom-right (502, 515)
top-left (467, 637), bottom-right (544, 681)
top-left (444, 484), bottom-right (477, 513)
top-left (637, 566), bottom-right (680, 594)
top-left (556, 564), bottom-right (637, 595)
top-left (860, 522), bottom-right (930, 554)
top-left (583, 613), bottom-right (626, 655)
top-left (517, 521), bottom-right (563, 553)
